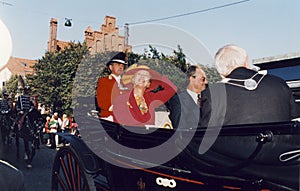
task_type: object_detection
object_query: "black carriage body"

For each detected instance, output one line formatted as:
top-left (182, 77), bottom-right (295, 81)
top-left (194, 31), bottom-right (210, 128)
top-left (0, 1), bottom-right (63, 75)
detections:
top-left (52, 119), bottom-right (300, 191)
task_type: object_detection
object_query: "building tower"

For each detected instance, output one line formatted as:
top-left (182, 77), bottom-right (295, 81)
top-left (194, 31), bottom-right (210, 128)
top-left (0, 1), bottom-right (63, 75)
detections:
top-left (48, 18), bottom-right (58, 52)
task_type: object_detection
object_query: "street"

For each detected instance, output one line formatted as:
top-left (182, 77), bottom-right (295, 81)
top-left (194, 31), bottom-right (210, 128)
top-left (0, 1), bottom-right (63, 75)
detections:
top-left (1, 140), bottom-right (57, 191)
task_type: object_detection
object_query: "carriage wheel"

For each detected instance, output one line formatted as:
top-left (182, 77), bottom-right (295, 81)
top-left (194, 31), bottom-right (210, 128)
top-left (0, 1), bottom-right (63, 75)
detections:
top-left (51, 146), bottom-right (97, 191)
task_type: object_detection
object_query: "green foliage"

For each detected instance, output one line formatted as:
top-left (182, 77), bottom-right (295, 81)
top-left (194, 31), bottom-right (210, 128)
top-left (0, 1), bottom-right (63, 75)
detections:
top-left (201, 64), bottom-right (221, 84)
top-left (137, 59), bottom-right (187, 91)
top-left (9, 42), bottom-right (220, 117)
top-left (127, 52), bottom-right (140, 66)
top-left (2, 74), bottom-right (18, 98)
top-left (27, 42), bottom-right (88, 115)
top-left (72, 52), bottom-right (113, 98)
top-left (171, 45), bottom-right (189, 73)
top-left (128, 45), bottom-right (221, 90)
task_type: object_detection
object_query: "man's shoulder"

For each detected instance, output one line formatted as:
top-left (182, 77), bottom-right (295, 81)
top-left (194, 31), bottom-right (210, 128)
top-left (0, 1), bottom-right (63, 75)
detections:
top-left (19, 94), bottom-right (30, 97)
top-left (264, 73), bottom-right (287, 84)
top-left (178, 90), bottom-right (191, 100)
top-left (177, 90), bottom-right (197, 106)
top-left (98, 75), bottom-right (109, 81)
top-left (0, 160), bottom-right (21, 174)
top-left (202, 83), bottom-right (225, 93)
top-left (98, 75), bottom-right (115, 83)
top-left (0, 160), bottom-right (24, 190)
top-left (178, 89), bottom-right (188, 96)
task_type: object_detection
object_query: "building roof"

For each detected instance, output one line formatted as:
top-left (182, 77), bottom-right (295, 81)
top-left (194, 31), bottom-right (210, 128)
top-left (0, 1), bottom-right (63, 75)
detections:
top-left (0, 57), bottom-right (36, 75)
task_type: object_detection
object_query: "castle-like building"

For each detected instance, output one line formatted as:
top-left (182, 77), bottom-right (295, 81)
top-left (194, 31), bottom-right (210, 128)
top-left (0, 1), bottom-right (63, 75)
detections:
top-left (48, 16), bottom-right (131, 53)
top-left (0, 16), bottom-right (131, 90)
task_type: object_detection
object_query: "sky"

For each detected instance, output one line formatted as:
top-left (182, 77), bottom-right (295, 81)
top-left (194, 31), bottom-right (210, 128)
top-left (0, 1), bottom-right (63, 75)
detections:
top-left (1, 0), bottom-right (300, 67)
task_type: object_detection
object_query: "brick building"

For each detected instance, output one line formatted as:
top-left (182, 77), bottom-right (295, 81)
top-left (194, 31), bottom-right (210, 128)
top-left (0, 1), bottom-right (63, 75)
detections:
top-left (48, 16), bottom-right (131, 53)
top-left (0, 16), bottom-right (131, 91)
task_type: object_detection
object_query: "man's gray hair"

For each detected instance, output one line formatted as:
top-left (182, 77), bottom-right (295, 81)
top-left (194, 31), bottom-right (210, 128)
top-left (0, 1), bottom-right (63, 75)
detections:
top-left (215, 44), bottom-right (248, 77)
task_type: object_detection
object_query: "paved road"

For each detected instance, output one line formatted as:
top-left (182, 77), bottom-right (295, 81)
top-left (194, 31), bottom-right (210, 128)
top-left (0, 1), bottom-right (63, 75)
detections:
top-left (1, 140), bottom-right (57, 191)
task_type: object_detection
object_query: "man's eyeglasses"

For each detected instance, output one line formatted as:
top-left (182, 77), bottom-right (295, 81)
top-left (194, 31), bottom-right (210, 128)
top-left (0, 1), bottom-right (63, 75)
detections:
top-left (192, 76), bottom-right (206, 82)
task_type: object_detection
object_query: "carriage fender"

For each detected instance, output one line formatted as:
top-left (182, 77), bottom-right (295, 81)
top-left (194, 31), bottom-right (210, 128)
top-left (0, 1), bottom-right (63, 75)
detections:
top-left (57, 133), bottom-right (102, 174)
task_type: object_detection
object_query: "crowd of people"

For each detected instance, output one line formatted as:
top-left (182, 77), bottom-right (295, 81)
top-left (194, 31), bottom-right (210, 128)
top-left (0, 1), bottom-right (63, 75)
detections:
top-left (0, 90), bottom-right (79, 190)
top-left (43, 112), bottom-right (78, 150)
top-left (0, 86), bottom-right (79, 169)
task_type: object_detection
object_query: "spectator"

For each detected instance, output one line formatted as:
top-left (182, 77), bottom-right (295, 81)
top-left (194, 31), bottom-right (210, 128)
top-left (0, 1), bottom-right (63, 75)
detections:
top-left (44, 116), bottom-right (51, 146)
top-left (60, 114), bottom-right (70, 133)
top-left (48, 112), bottom-right (59, 149)
top-left (70, 117), bottom-right (79, 137)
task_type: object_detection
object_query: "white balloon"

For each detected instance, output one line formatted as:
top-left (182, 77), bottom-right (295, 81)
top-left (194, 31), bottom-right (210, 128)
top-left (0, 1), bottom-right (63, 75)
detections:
top-left (0, 19), bottom-right (12, 68)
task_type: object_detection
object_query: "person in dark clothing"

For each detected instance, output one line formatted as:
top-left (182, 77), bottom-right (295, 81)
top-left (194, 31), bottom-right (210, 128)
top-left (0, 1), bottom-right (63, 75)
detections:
top-left (15, 86), bottom-right (35, 168)
top-left (0, 160), bottom-right (26, 191)
top-left (201, 44), bottom-right (299, 127)
top-left (168, 65), bottom-right (208, 129)
top-left (0, 91), bottom-right (12, 145)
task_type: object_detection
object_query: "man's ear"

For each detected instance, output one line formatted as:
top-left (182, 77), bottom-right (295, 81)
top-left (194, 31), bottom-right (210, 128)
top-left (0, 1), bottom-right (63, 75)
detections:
top-left (244, 56), bottom-right (250, 68)
top-left (108, 64), bottom-right (113, 71)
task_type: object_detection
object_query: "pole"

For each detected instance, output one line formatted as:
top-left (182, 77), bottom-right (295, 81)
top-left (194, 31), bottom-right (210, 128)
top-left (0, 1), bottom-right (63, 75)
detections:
top-left (124, 23), bottom-right (129, 49)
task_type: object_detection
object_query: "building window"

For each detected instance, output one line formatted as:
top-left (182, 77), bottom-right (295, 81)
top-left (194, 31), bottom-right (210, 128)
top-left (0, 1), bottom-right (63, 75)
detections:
top-left (96, 40), bottom-right (102, 52)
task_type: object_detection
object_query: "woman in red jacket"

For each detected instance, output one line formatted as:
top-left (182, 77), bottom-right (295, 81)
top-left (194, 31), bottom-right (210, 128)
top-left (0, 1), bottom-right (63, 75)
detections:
top-left (113, 64), bottom-right (177, 127)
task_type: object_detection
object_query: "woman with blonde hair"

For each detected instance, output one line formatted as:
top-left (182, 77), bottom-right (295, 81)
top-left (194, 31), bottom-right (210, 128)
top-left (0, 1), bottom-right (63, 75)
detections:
top-left (112, 64), bottom-right (177, 126)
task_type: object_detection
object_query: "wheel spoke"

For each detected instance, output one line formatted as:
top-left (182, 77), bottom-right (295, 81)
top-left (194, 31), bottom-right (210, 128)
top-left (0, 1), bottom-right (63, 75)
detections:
top-left (59, 155), bottom-right (73, 190)
top-left (67, 153), bottom-right (77, 191)
top-left (55, 172), bottom-right (69, 191)
top-left (52, 147), bottom-right (96, 191)
top-left (76, 162), bottom-right (81, 189)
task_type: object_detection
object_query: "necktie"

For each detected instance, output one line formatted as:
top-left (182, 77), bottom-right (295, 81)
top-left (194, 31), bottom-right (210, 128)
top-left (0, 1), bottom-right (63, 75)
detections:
top-left (197, 94), bottom-right (201, 107)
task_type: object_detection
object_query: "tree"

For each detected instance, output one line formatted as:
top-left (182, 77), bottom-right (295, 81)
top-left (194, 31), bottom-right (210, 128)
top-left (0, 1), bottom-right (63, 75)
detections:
top-left (129, 45), bottom-right (221, 89)
top-left (171, 45), bottom-right (189, 73)
top-left (24, 42), bottom-right (219, 117)
top-left (1, 74), bottom-right (18, 99)
top-left (201, 64), bottom-right (221, 83)
top-left (27, 42), bottom-right (88, 115)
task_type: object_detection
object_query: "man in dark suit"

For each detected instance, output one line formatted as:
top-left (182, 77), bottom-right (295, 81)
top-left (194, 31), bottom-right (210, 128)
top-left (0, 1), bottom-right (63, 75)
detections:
top-left (168, 65), bottom-right (208, 129)
top-left (201, 44), bottom-right (299, 128)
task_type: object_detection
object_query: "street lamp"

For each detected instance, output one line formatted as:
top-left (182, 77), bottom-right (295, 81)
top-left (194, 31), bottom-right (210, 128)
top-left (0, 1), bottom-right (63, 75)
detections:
top-left (65, 18), bottom-right (72, 27)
